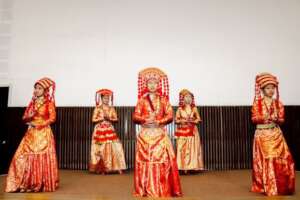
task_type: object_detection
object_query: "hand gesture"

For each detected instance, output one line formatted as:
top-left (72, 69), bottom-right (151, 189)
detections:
top-left (187, 118), bottom-right (195, 124)
top-left (26, 122), bottom-right (35, 128)
top-left (28, 108), bottom-right (36, 118)
top-left (145, 113), bottom-right (158, 127)
top-left (270, 114), bottom-right (278, 122)
top-left (103, 112), bottom-right (110, 120)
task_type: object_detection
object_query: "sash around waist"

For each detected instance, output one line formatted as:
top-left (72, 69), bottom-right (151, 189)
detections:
top-left (256, 123), bottom-right (277, 129)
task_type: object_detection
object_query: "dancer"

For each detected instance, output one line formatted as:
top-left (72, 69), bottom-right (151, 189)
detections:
top-left (133, 67), bottom-right (182, 197)
top-left (89, 89), bottom-right (126, 174)
top-left (5, 77), bottom-right (59, 192)
top-left (251, 73), bottom-right (295, 196)
top-left (175, 89), bottom-right (204, 174)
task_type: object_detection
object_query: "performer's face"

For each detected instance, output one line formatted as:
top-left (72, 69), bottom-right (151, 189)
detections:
top-left (147, 79), bottom-right (159, 93)
top-left (34, 84), bottom-right (45, 98)
top-left (101, 95), bottom-right (110, 105)
top-left (262, 84), bottom-right (275, 98)
top-left (184, 94), bottom-right (193, 105)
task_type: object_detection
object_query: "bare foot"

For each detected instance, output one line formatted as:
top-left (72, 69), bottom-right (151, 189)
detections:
top-left (118, 170), bottom-right (123, 174)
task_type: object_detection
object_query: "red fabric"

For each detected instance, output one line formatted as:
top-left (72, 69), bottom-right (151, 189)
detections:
top-left (133, 129), bottom-right (182, 197)
top-left (251, 127), bottom-right (295, 196)
top-left (175, 126), bottom-right (194, 137)
top-left (95, 130), bottom-right (115, 136)
top-left (252, 156), bottom-right (295, 196)
top-left (5, 127), bottom-right (59, 192)
top-left (93, 135), bottom-right (118, 143)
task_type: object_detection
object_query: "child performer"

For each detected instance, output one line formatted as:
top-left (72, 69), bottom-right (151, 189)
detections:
top-left (89, 89), bottom-right (126, 174)
top-left (251, 73), bottom-right (295, 196)
top-left (133, 67), bottom-right (182, 197)
top-left (5, 77), bottom-right (59, 192)
top-left (175, 89), bottom-right (204, 174)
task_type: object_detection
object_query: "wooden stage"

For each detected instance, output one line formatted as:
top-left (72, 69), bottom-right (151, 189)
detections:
top-left (0, 170), bottom-right (299, 200)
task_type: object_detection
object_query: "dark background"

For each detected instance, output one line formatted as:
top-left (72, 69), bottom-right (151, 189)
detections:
top-left (1, 103), bottom-right (299, 174)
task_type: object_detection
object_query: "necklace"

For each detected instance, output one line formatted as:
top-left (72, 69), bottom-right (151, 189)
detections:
top-left (34, 97), bottom-right (45, 111)
top-left (147, 94), bottom-right (160, 114)
top-left (263, 98), bottom-right (274, 116)
top-left (182, 105), bottom-right (194, 119)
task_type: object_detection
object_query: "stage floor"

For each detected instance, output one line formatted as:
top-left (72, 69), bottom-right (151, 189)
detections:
top-left (0, 170), bottom-right (299, 200)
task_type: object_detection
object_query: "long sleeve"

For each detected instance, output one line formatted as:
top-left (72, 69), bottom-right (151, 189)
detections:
top-left (251, 101), bottom-right (265, 124)
top-left (45, 102), bottom-right (56, 125)
top-left (275, 101), bottom-right (285, 124)
top-left (22, 102), bottom-right (35, 122)
top-left (33, 102), bottom-right (56, 127)
top-left (157, 98), bottom-right (173, 125)
top-left (133, 99), bottom-right (146, 124)
top-left (192, 107), bottom-right (202, 124)
top-left (175, 108), bottom-right (182, 124)
top-left (109, 107), bottom-right (118, 122)
top-left (92, 106), bottom-right (104, 123)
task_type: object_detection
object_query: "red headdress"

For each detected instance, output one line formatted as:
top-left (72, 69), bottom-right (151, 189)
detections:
top-left (34, 77), bottom-right (56, 103)
top-left (138, 67), bottom-right (169, 100)
top-left (254, 72), bottom-right (279, 114)
top-left (179, 89), bottom-right (195, 108)
top-left (25, 77), bottom-right (56, 117)
top-left (95, 89), bottom-right (113, 106)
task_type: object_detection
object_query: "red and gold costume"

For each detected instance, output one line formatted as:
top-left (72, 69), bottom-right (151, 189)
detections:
top-left (133, 68), bottom-right (182, 197)
top-left (251, 73), bottom-right (295, 196)
top-left (5, 78), bottom-right (59, 192)
top-left (175, 89), bottom-right (204, 171)
top-left (89, 89), bottom-right (126, 173)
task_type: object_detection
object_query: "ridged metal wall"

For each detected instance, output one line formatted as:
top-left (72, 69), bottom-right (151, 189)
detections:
top-left (2, 106), bottom-right (300, 172)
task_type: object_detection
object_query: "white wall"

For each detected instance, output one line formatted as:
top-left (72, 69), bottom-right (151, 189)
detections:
top-left (1, 0), bottom-right (300, 106)
top-left (0, 0), bottom-right (12, 94)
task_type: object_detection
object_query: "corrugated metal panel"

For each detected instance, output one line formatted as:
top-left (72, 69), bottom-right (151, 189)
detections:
top-left (3, 106), bottom-right (300, 171)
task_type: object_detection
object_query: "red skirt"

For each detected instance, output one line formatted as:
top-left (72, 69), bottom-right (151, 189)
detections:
top-left (134, 127), bottom-right (182, 197)
top-left (175, 125), bottom-right (194, 137)
top-left (93, 122), bottom-right (118, 144)
top-left (251, 127), bottom-right (295, 196)
top-left (5, 126), bottom-right (59, 192)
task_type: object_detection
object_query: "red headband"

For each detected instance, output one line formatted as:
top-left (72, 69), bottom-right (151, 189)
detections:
top-left (95, 89), bottom-right (113, 106)
top-left (34, 77), bottom-right (56, 102)
top-left (254, 72), bottom-right (280, 114)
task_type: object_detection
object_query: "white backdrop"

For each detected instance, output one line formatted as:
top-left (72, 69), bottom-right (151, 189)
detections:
top-left (1, 0), bottom-right (300, 106)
